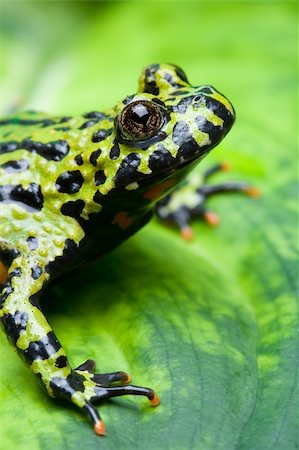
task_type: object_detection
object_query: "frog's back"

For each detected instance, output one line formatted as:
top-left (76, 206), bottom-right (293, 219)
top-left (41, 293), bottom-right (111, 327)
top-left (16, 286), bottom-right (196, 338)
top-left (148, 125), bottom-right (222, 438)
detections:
top-left (1, 112), bottom-right (73, 244)
top-left (0, 110), bottom-right (110, 249)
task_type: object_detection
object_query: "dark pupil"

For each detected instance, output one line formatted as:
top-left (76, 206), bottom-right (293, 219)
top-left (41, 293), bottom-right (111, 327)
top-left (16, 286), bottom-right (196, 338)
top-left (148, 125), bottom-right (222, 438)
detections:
top-left (131, 104), bottom-right (150, 124)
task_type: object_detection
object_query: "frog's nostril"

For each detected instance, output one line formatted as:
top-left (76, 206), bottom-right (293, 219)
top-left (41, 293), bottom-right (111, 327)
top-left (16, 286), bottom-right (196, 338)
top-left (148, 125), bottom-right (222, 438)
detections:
top-left (193, 95), bottom-right (202, 103)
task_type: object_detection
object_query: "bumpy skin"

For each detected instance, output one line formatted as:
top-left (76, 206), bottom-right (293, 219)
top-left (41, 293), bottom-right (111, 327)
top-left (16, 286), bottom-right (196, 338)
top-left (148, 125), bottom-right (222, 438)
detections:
top-left (0, 64), bottom-right (236, 435)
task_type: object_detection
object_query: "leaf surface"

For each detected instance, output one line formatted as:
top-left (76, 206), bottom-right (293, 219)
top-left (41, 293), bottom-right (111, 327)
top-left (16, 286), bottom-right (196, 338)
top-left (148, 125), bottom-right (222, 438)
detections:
top-left (0, 2), bottom-right (297, 449)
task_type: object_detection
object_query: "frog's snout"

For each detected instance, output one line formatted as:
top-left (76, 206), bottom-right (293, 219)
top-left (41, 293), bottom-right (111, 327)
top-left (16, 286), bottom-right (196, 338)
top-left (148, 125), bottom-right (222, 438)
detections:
top-left (201, 85), bottom-right (235, 128)
top-left (192, 86), bottom-right (236, 150)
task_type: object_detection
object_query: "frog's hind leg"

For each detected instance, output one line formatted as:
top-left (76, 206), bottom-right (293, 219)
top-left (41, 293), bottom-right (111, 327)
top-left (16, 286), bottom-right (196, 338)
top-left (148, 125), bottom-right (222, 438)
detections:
top-left (0, 252), bottom-right (159, 436)
top-left (155, 163), bottom-right (259, 239)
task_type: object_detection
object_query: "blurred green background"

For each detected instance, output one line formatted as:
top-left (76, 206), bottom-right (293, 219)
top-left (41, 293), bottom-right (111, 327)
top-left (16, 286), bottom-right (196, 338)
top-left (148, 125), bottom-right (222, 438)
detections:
top-left (0, 1), bottom-right (297, 449)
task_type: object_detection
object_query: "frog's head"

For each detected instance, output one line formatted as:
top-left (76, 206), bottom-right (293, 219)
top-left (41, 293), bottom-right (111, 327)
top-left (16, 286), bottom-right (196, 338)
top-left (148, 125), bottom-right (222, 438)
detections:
top-left (94, 64), bottom-right (235, 211)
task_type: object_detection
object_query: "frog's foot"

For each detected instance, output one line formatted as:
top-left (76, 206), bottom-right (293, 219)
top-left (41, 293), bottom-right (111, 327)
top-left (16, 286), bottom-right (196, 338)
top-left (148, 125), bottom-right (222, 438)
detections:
top-left (155, 162), bottom-right (259, 239)
top-left (60, 360), bottom-right (160, 436)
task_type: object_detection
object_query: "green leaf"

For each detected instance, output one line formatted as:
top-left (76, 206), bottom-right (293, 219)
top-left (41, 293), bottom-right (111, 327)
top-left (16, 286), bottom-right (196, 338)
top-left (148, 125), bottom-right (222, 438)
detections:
top-left (0, 1), bottom-right (297, 449)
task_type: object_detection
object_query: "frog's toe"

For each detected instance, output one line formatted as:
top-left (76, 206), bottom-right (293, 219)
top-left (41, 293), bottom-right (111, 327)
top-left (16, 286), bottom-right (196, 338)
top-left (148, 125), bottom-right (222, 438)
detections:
top-left (75, 359), bottom-right (97, 373)
top-left (91, 384), bottom-right (160, 407)
top-left (75, 362), bottom-right (131, 384)
top-left (92, 370), bottom-right (131, 385)
top-left (203, 210), bottom-right (220, 227)
top-left (83, 401), bottom-right (106, 435)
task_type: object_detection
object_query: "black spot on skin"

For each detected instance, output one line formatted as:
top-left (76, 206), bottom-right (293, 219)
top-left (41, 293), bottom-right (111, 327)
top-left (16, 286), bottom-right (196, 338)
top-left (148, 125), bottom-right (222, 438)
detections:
top-left (93, 191), bottom-right (105, 205)
top-left (61, 199), bottom-right (85, 220)
top-left (55, 171), bottom-right (84, 194)
top-left (0, 118), bottom-right (54, 127)
top-left (92, 128), bottom-right (113, 143)
top-left (71, 372), bottom-right (86, 392)
top-left (0, 116), bottom-right (72, 128)
top-left (29, 293), bottom-right (41, 309)
top-left (172, 121), bottom-right (202, 161)
top-left (31, 265), bottom-right (43, 280)
top-left (11, 267), bottom-right (22, 278)
top-left (74, 154), bottom-right (83, 166)
top-left (55, 126), bottom-right (71, 132)
top-left (151, 98), bottom-right (166, 107)
top-left (0, 183), bottom-right (44, 211)
top-left (148, 63), bottom-right (160, 72)
top-left (21, 139), bottom-right (70, 161)
top-left (0, 159), bottom-right (29, 173)
top-left (89, 148), bottom-right (102, 166)
top-left (114, 153), bottom-right (141, 188)
top-left (55, 355), bottom-right (68, 368)
top-left (163, 72), bottom-right (185, 90)
top-left (172, 121), bottom-right (190, 147)
top-left (163, 72), bottom-right (173, 83)
top-left (24, 331), bottom-right (61, 364)
top-left (2, 310), bottom-right (29, 345)
top-left (176, 137), bottom-right (202, 162)
top-left (79, 120), bottom-right (98, 130)
top-left (60, 116), bottom-right (72, 123)
top-left (142, 64), bottom-right (160, 95)
top-left (0, 141), bottom-right (19, 153)
top-left (195, 115), bottom-right (222, 139)
top-left (148, 144), bottom-right (174, 172)
top-left (169, 90), bottom-right (190, 97)
top-left (122, 95), bottom-right (135, 106)
top-left (0, 247), bottom-right (19, 268)
top-left (41, 119), bottom-right (56, 127)
top-left (144, 83), bottom-right (159, 96)
top-left (94, 170), bottom-right (106, 186)
top-left (27, 236), bottom-right (38, 250)
top-left (0, 283), bottom-right (13, 306)
top-left (109, 142), bottom-right (120, 160)
top-left (174, 66), bottom-right (189, 83)
top-left (171, 96), bottom-right (193, 113)
top-left (0, 267), bottom-right (22, 306)
top-left (49, 376), bottom-right (74, 400)
top-left (45, 239), bottom-right (78, 276)
top-left (1, 139), bottom-right (70, 161)
top-left (198, 87), bottom-right (213, 94)
top-left (205, 97), bottom-right (234, 130)
top-left (83, 111), bottom-right (109, 120)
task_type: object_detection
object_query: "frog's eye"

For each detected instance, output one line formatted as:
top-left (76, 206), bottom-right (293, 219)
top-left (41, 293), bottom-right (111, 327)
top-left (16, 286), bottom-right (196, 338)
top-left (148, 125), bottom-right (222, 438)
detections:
top-left (118, 100), bottom-right (163, 141)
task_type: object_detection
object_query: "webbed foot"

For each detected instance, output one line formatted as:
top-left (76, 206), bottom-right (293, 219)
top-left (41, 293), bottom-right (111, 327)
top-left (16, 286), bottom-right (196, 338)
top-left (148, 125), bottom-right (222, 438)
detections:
top-left (53, 359), bottom-right (159, 436)
top-left (156, 162), bottom-right (259, 239)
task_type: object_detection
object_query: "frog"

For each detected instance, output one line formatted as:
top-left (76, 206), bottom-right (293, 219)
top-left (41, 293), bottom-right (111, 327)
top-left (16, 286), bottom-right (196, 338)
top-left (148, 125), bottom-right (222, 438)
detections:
top-left (0, 64), bottom-right (257, 436)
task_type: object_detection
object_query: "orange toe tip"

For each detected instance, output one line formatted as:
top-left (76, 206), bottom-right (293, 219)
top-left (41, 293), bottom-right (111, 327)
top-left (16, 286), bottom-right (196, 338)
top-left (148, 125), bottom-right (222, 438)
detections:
top-left (181, 226), bottom-right (193, 240)
top-left (124, 372), bottom-right (132, 383)
top-left (150, 393), bottom-right (160, 407)
top-left (244, 186), bottom-right (261, 198)
top-left (94, 420), bottom-right (106, 436)
top-left (204, 211), bottom-right (219, 227)
top-left (221, 162), bottom-right (231, 171)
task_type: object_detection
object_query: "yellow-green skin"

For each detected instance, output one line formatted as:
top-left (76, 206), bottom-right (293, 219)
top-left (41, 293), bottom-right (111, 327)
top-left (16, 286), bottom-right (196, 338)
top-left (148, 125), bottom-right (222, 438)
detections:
top-left (0, 64), bottom-right (235, 434)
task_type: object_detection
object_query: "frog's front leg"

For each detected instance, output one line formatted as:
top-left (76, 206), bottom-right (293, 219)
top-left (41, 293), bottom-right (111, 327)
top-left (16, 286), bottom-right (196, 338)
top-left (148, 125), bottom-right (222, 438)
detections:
top-left (156, 163), bottom-right (260, 239)
top-left (0, 253), bottom-right (159, 436)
